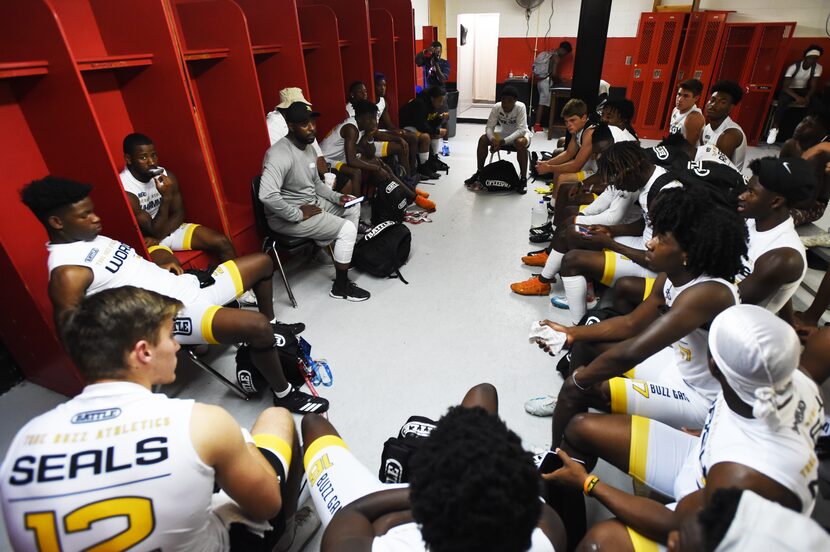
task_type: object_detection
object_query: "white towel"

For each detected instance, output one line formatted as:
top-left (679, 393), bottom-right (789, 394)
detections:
top-left (528, 321), bottom-right (567, 356)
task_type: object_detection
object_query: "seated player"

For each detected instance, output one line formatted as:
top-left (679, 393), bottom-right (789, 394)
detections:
top-left (374, 73), bottom-right (421, 179)
top-left (735, 157), bottom-right (813, 313)
top-left (767, 45), bottom-right (824, 144)
top-left (399, 86), bottom-right (449, 179)
top-left (302, 384), bottom-right (566, 551)
top-left (780, 110), bottom-right (830, 226)
top-left (533, 187), bottom-right (747, 437)
top-left (321, 100), bottom-right (434, 212)
top-left (20, 176), bottom-right (327, 413)
top-left (0, 287), bottom-right (317, 551)
top-left (600, 96), bottom-right (638, 140)
top-left (120, 133), bottom-right (255, 303)
top-left (668, 78), bottom-right (705, 146)
top-left (261, 102), bottom-right (370, 302)
top-left (535, 99), bottom-right (597, 185)
top-left (667, 488), bottom-right (830, 552)
top-left (345, 80), bottom-right (412, 178)
top-left (542, 305), bottom-right (823, 549)
top-left (547, 143), bottom-right (675, 322)
top-left (466, 86), bottom-right (532, 193)
top-left (512, 129), bottom-right (640, 300)
top-left (702, 80), bottom-right (747, 170)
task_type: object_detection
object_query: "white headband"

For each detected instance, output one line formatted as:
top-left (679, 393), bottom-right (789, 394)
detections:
top-left (806, 49), bottom-right (821, 57)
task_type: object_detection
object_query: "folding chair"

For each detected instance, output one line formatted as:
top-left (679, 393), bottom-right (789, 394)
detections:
top-left (251, 175), bottom-right (315, 308)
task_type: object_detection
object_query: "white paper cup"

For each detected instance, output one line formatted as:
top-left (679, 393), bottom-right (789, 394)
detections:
top-left (324, 172), bottom-right (336, 187)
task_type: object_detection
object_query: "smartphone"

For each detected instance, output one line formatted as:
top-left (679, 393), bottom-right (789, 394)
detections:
top-left (538, 451), bottom-right (564, 474)
top-left (148, 167), bottom-right (164, 177)
top-left (575, 225), bottom-right (590, 235)
top-left (344, 196), bottom-right (365, 208)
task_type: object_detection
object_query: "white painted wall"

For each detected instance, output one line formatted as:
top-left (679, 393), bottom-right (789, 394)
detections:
top-left (442, 0), bottom-right (830, 38)
top-left (413, 0), bottom-right (429, 40)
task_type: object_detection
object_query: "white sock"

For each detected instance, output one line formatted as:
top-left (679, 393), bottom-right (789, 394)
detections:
top-left (418, 152), bottom-right (429, 164)
top-left (430, 139), bottom-right (440, 154)
top-left (562, 276), bottom-right (588, 325)
top-left (273, 383), bottom-right (292, 398)
top-left (541, 249), bottom-right (564, 280)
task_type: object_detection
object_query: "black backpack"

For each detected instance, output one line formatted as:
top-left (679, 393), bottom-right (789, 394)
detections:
top-left (352, 221), bottom-right (411, 283)
top-left (378, 415), bottom-right (438, 483)
top-left (479, 154), bottom-right (521, 192)
top-left (235, 324), bottom-right (307, 395)
top-left (371, 181), bottom-right (408, 225)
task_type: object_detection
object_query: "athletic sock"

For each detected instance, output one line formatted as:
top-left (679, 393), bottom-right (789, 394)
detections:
top-left (274, 383), bottom-right (292, 398)
top-left (430, 139), bottom-right (440, 154)
top-left (541, 249), bottom-right (565, 280)
top-left (334, 268), bottom-right (349, 286)
top-left (418, 152), bottom-right (429, 164)
top-left (562, 276), bottom-right (588, 325)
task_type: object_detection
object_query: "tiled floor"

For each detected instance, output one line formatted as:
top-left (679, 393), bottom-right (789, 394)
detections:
top-left (0, 122), bottom-right (827, 551)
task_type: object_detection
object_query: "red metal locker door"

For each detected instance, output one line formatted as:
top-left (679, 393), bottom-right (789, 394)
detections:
top-left (637, 13), bottom-right (687, 139)
top-left (735, 22), bottom-right (796, 144)
top-left (628, 13), bottom-right (658, 132)
top-left (692, 12), bottom-right (729, 105)
top-left (675, 11), bottom-right (702, 84)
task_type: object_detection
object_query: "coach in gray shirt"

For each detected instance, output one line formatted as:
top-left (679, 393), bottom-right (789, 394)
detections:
top-left (260, 102), bottom-right (370, 301)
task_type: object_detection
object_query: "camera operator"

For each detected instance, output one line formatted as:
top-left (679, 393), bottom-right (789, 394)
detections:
top-left (416, 41), bottom-right (451, 89)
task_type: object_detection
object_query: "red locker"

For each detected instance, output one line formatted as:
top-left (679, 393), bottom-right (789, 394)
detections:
top-left (710, 22), bottom-right (795, 145)
top-left (627, 12), bottom-right (688, 139)
top-left (674, 11), bottom-right (730, 107)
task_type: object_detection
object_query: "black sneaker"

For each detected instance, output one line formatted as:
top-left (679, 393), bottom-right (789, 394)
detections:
top-left (273, 387), bottom-right (329, 414)
top-left (330, 280), bottom-right (371, 302)
top-left (529, 231), bottom-right (553, 244)
top-left (418, 163), bottom-right (440, 180)
top-left (272, 321), bottom-right (305, 335)
top-left (465, 171), bottom-right (479, 185)
top-left (529, 221), bottom-right (553, 237)
top-left (517, 178), bottom-right (527, 194)
top-left (429, 154), bottom-right (449, 172)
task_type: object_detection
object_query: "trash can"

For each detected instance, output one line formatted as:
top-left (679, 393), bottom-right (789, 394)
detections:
top-left (446, 89), bottom-right (459, 138)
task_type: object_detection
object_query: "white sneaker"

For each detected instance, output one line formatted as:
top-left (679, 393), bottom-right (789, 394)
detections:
top-left (238, 290), bottom-right (258, 306)
top-left (766, 127), bottom-right (778, 145)
top-left (273, 504), bottom-right (321, 552)
top-left (525, 394), bottom-right (557, 417)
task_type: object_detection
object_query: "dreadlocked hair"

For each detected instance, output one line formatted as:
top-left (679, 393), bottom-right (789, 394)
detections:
top-left (409, 406), bottom-right (541, 552)
top-left (597, 140), bottom-right (652, 192)
top-left (650, 186), bottom-right (748, 281)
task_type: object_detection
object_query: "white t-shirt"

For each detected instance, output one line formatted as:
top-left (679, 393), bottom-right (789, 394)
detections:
top-left (47, 235), bottom-right (203, 305)
top-left (486, 101), bottom-right (531, 145)
top-left (372, 521), bottom-right (556, 552)
top-left (0, 382), bottom-right (228, 551)
top-left (736, 218), bottom-right (806, 314)
top-left (674, 370), bottom-right (823, 515)
top-left (320, 117), bottom-right (365, 165)
top-left (669, 105), bottom-right (702, 138)
top-left (702, 116), bottom-right (746, 171)
top-left (266, 109), bottom-right (323, 156)
top-left (120, 166), bottom-right (168, 218)
top-left (785, 61), bottom-right (823, 89)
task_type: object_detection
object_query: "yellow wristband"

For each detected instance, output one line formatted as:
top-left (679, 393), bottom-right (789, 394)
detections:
top-left (583, 475), bottom-right (600, 496)
top-left (147, 245), bottom-right (173, 255)
top-left (576, 170), bottom-right (587, 181)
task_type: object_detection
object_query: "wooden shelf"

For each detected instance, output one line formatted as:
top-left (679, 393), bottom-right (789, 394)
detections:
top-left (76, 53), bottom-right (153, 72)
top-left (183, 48), bottom-right (230, 62)
top-left (0, 60), bottom-right (49, 79)
top-left (338, 40), bottom-right (352, 48)
top-left (252, 43), bottom-right (283, 56)
top-left (302, 41), bottom-right (322, 51)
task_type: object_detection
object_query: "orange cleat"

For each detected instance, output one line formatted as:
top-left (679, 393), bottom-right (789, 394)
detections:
top-left (415, 188), bottom-right (430, 198)
top-left (521, 250), bottom-right (549, 267)
top-left (415, 195), bottom-right (436, 212)
top-left (510, 276), bottom-right (551, 296)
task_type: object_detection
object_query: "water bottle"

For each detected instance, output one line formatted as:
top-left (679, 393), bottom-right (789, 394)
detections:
top-left (531, 200), bottom-right (548, 229)
top-left (441, 139), bottom-right (450, 157)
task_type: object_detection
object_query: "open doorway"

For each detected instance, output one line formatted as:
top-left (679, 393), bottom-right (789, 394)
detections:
top-left (456, 13), bottom-right (499, 120)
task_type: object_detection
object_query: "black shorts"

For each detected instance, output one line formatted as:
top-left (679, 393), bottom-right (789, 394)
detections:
top-left (227, 446), bottom-right (288, 551)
